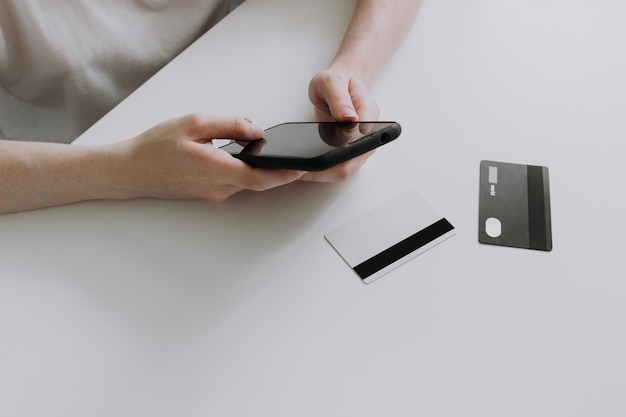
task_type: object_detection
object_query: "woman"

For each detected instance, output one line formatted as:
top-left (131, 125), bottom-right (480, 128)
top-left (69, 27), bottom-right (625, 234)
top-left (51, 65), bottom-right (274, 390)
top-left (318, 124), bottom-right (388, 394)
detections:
top-left (0, 0), bottom-right (420, 213)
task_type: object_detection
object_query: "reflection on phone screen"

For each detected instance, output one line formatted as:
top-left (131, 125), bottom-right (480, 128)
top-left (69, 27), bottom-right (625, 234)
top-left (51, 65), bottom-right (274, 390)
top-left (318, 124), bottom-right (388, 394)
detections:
top-left (231, 122), bottom-right (394, 158)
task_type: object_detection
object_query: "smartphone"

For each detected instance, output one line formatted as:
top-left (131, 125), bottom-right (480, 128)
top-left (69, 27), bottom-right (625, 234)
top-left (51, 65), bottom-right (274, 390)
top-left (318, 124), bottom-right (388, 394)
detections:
top-left (220, 121), bottom-right (401, 171)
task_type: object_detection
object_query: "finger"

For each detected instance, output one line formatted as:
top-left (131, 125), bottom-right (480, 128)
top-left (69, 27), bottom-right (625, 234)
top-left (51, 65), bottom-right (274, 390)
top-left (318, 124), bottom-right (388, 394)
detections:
top-left (348, 79), bottom-right (380, 122)
top-left (234, 166), bottom-right (308, 192)
top-left (318, 122), bottom-right (361, 146)
top-left (209, 148), bottom-right (308, 191)
top-left (240, 138), bottom-right (267, 155)
top-left (299, 150), bottom-right (374, 183)
top-left (182, 113), bottom-right (264, 142)
top-left (309, 73), bottom-right (359, 122)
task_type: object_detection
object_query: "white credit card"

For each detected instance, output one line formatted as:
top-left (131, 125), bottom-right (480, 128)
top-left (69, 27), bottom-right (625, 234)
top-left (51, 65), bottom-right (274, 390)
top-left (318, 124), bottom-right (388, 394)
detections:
top-left (325, 189), bottom-right (456, 284)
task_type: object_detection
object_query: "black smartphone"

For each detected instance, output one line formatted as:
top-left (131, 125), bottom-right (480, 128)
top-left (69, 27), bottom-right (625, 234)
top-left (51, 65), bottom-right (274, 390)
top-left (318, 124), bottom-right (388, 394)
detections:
top-left (220, 121), bottom-right (401, 171)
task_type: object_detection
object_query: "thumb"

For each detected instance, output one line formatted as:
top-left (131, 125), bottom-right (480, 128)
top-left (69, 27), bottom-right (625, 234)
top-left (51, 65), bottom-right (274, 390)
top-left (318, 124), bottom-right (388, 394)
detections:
top-left (310, 72), bottom-right (359, 122)
top-left (328, 93), bottom-right (359, 122)
top-left (331, 100), bottom-right (358, 121)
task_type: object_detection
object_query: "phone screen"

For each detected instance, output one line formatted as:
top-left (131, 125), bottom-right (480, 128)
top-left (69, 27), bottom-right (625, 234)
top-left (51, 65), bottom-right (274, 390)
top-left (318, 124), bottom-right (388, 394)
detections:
top-left (221, 122), bottom-right (396, 158)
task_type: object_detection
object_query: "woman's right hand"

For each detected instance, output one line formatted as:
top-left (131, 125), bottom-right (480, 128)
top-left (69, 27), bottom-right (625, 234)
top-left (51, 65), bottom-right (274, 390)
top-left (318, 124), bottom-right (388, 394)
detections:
top-left (116, 113), bottom-right (307, 201)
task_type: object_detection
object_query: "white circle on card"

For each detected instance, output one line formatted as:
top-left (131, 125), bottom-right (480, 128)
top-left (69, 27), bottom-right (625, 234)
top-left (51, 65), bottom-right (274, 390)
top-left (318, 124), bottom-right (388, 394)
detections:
top-left (485, 217), bottom-right (502, 238)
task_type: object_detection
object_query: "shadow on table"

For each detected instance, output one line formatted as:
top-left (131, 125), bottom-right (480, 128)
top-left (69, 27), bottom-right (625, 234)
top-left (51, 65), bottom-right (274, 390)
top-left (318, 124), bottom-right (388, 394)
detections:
top-left (0, 180), bottom-right (344, 344)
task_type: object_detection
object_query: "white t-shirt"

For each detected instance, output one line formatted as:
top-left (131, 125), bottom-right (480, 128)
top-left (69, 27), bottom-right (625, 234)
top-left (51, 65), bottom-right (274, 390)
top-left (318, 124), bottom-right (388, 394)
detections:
top-left (0, 0), bottom-right (230, 143)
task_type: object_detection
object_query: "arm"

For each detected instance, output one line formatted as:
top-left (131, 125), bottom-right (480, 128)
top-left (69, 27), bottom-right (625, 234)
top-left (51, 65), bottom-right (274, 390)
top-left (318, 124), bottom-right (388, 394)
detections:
top-left (309, 0), bottom-right (421, 122)
top-left (0, 1), bottom-right (421, 214)
top-left (304, 0), bottom-right (420, 182)
top-left (0, 115), bottom-right (306, 214)
top-left (331, 0), bottom-right (420, 87)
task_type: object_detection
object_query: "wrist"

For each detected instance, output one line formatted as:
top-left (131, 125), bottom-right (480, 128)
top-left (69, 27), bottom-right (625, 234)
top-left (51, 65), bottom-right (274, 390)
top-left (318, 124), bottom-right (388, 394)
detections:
top-left (0, 141), bottom-right (139, 214)
top-left (327, 59), bottom-right (372, 88)
top-left (89, 141), bottom-right (146, 201)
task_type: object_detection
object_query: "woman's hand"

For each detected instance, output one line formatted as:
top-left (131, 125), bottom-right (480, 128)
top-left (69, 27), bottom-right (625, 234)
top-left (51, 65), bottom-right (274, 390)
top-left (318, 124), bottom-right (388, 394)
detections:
top-left (304, 68), bottom-right (380, 182)
top-left (117, 113), bottom-right (306, 201)
top-left (308, 67), bottom-right (380, 123)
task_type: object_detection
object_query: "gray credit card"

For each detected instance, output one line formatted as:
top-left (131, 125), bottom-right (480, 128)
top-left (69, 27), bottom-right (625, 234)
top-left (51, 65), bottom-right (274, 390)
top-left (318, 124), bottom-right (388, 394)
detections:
top-left (478, 160), bottom-right (552, 251)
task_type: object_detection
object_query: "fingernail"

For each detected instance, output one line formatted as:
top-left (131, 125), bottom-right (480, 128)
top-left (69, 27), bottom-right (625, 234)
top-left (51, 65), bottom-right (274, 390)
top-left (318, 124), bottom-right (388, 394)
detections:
top-left (340, 107), bottom-right (358, 120)
top-left (244, 118), bottom-right (261, 131)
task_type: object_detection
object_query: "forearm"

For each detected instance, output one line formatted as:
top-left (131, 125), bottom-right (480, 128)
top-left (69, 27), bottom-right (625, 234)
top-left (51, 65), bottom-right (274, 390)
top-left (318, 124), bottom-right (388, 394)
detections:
top-left (0, 114), bottom-right (314, 214)
top-left (0, 140), bottom-right (133, 214)
top-left (332, 0), bottom-right (421, 86)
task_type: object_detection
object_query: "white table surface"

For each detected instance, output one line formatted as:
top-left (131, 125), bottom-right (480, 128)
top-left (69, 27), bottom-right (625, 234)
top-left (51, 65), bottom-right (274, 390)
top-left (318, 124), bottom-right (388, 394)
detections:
top-left (2, 0), bottom-right (626, 415)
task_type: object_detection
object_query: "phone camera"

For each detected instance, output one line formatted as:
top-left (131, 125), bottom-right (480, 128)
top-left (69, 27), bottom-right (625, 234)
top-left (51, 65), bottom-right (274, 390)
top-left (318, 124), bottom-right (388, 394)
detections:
top-left (380, 133), bottom-right (391, 143)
